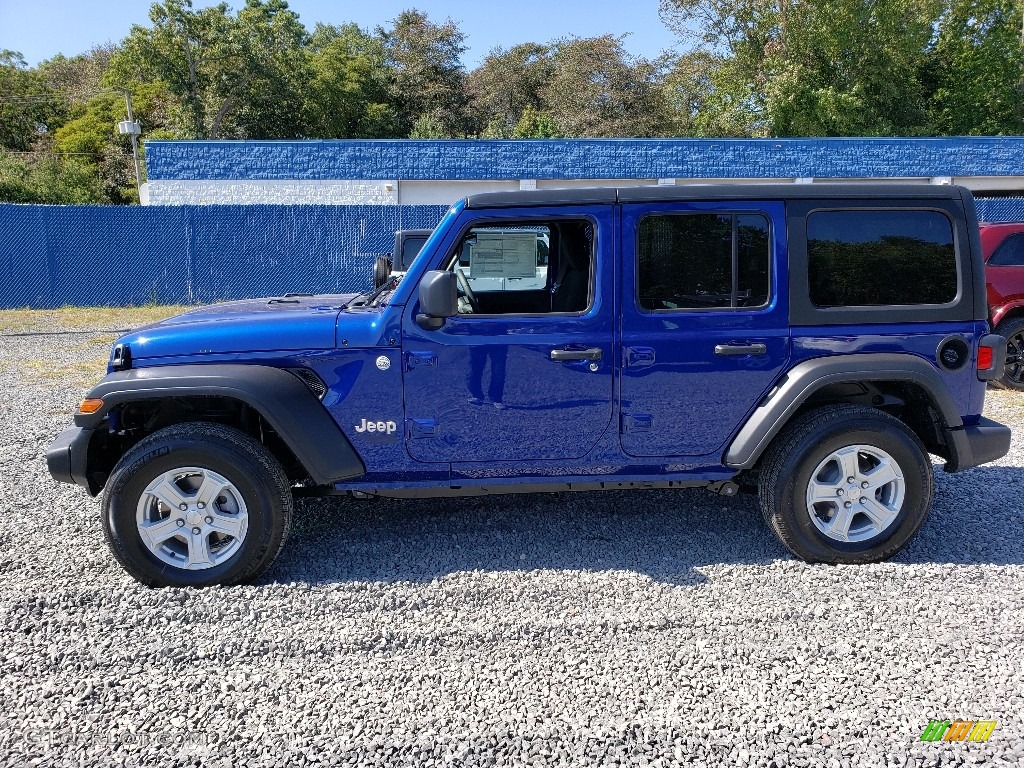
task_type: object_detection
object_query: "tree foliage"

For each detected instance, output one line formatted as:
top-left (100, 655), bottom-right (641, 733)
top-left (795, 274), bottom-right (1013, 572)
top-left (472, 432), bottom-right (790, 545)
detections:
top-left (1, 51), bottom-right (56, 151)
top-left (3, 0), bottom-right (1024, 205)
top-left (379, 10), bottom-right (468, 137)
top-left (109, 0), bottom-right (309, 139)
top-left (304, 24), bottom-right (399, 139)
top-left (929, 0), bottom-right (1024, 135)
top-left (659, 0), bottom-right (944, 136)
top-left (0, 150), bottom-right (105, 204)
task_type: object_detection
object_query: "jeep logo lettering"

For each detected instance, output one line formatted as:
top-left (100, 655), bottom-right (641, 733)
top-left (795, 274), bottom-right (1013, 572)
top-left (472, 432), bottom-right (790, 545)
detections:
top-left (355, 418), bottom-right (397, 435)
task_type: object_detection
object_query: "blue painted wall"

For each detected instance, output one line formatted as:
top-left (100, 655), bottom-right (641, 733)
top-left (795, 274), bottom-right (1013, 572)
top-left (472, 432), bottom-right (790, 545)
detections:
top-left (2, 197), bottom-right (1023, 310)
top-left (146, 138), bottom-right (1024, 182)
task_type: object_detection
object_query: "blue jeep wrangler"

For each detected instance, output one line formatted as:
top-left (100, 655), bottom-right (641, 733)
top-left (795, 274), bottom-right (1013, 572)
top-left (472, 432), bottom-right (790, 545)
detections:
top-left (48, 185), bottom-right (1011, 587)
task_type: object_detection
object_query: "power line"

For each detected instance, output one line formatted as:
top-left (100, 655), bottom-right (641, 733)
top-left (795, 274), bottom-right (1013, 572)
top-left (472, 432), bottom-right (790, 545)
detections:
top-left (3, 150), bottom-right (105, 157)
top-left (0, 87), bottom-right (123, 104)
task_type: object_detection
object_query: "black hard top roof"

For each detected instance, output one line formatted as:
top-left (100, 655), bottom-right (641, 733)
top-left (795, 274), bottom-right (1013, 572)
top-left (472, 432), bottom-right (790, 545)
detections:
top-left (464, 183), bottom-right (968, 209)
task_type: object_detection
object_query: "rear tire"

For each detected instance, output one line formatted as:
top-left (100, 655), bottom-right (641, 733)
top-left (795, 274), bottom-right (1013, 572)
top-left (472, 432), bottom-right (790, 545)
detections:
top-left (758, 405), bottom-right (932, 564)
top-left (993, 317), bottom-right (1024, 391)
top-left (101, 422), bottom-right (292, 587)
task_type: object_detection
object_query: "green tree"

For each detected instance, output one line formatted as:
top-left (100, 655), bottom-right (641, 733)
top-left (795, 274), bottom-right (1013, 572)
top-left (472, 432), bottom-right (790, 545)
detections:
top-left (468, 43), bottom-right (554, 137)
top-left (0, 51), bottom-right (56, 151)
top-left (661, 50), bottom-right (760, 136)
top-left (659, 0), bottom-right (940, 136)
top-left (929, 0), bottom-right (1024, 135)
top-left (109, 0), bottom-right (309, 139)
top-left (379, 10), bottom-right (468, 137)
top-left (37, 46), bottom-right (115, 110)
top-left (511, 105), bottom-right (560, 138)
top-left (227, 0), bottom-right (310, 138)
top-left (0, 150), bottom-right (104, 204)
top-left (303, 23), bottom-right (399, 138)
top-left (766, 1), bottom-right (938, 136)
top-left (541, 36), bottom-right (670, 137)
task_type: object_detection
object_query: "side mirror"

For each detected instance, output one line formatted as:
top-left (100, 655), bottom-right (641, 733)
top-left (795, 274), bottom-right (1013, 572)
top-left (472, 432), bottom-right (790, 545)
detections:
top-left (416, 271), bottom-right (457, 330)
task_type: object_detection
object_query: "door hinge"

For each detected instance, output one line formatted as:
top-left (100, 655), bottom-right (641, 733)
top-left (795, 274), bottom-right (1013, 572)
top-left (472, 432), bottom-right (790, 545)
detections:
top-left (624, 347), bottom-right (655, 367)
top-left (622, 413), bottom-right (653, 432)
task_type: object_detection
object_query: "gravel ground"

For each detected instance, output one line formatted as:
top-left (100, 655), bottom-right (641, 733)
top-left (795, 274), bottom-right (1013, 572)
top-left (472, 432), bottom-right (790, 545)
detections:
top-left (1, 319), bottom-right (1023, 768)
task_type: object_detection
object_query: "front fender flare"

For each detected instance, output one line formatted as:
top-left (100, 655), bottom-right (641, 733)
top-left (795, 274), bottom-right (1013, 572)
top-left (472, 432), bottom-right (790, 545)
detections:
top-left (75, 364), bottom-right (365, 485)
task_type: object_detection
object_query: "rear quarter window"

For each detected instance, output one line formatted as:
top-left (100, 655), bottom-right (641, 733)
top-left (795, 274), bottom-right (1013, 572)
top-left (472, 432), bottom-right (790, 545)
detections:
top-left (807, 210), bottom-right (958, 307)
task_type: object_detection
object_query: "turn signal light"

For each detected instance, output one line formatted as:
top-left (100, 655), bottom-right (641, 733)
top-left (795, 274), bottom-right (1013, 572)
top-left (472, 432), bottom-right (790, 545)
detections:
top-left (977, 347), bottom-right (994, 370)
top-left (79, 398), bottom-right (104, 414)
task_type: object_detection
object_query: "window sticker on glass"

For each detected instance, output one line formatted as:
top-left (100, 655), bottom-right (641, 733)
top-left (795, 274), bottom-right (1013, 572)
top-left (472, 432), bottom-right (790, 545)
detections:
top-left (469, 233), bottom-right (539, 279)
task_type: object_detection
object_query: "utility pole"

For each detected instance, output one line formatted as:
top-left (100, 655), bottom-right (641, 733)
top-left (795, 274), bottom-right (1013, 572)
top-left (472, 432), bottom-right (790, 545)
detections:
top-left (118, 91), bottom-right (143, 199)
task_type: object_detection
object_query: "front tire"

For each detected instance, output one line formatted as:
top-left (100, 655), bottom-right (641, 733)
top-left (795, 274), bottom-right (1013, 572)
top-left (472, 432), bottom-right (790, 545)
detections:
top-left (101, 422), bottom-right (292, 587)
top-left (758, 405), bottom-right (932, 564)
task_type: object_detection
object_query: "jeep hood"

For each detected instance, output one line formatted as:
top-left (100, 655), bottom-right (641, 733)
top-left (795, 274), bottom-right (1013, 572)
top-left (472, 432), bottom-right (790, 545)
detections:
top-left (116, 294), bottom-right (359, 362)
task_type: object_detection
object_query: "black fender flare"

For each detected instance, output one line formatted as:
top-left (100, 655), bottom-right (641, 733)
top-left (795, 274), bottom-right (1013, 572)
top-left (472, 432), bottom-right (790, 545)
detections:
top-left (74, 364), bottom-right (365, 485)
top-left (724, 353), bottom-right (963, 470)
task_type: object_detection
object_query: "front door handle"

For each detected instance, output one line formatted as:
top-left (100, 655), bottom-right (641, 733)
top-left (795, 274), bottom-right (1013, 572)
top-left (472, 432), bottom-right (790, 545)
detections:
top-left (551, 347), bottom-right (603, 362)
top-left (714, 343), bottom-right (767, 357)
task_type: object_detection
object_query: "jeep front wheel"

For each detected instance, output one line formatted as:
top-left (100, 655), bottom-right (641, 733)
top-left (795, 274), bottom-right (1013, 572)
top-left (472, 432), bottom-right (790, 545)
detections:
top-left (758, 404), bottom-right (932, 564)
top-left (101, 422), bottom-right (292, 587)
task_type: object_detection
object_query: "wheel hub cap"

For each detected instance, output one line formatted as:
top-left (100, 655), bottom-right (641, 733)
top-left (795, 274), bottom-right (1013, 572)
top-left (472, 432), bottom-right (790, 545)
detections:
top-left (805, 445), bottom-right (905, 544)
top-left (135, 467), bottom-right (249, 571)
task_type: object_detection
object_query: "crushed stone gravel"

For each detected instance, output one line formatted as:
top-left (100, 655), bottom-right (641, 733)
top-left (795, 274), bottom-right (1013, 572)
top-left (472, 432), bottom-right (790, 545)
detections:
top-left (1, 318), bottom-right (1022, 767)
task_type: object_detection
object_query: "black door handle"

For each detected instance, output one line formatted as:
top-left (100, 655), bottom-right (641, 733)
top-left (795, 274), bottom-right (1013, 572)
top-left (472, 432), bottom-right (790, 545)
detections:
top-left (551, 347), bottom-right (603, 361)
top-left (714, 343), bottom-right (767, 356)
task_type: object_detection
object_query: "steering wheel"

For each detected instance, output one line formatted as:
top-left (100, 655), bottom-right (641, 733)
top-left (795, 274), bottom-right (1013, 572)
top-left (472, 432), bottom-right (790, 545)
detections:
top-left (455, 267), bottom-right (481, 313)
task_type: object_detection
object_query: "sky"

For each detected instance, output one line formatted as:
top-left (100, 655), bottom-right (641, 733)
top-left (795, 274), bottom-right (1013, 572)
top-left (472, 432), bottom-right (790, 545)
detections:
top-left (0, 0), bottom-right (683, 68)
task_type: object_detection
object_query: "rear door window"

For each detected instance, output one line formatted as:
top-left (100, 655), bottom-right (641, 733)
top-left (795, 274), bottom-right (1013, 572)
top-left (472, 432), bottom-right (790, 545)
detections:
top-left (637, 213), bottom-right (770, 311)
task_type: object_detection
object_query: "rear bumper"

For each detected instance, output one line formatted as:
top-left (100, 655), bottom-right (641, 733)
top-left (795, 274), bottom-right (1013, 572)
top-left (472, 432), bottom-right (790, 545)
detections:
top-left (944, 417), bottom-right (1012, 472)
top-left (46, 427), bottom-right (93, 491)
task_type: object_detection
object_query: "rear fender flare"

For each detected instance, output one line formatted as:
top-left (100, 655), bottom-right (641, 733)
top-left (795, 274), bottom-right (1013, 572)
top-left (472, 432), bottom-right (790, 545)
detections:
top-left (724, 353), bottom-right (962, 470)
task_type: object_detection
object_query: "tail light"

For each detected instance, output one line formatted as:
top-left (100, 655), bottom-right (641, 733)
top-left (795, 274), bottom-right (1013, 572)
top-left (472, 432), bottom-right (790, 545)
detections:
top-left (977, 334), bottom-right (1006, 381)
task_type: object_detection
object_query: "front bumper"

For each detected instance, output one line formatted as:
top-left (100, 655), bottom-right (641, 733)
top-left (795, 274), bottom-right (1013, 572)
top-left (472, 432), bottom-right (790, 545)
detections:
top-left (46, 427), bottom-right (94, 491)
top-left (944, 417), bottom-right (1012, 472)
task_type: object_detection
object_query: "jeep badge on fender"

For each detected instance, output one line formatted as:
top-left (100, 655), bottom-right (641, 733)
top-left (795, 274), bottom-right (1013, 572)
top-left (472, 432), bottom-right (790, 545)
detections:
top-left (47, 184), bottom-right (1011, 587)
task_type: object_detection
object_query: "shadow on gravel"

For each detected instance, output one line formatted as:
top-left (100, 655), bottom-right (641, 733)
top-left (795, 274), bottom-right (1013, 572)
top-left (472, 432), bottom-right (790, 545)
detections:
top-left (269, 488), bottom-right (779, 587)
top-left (899, 464), bottom-right (1024, 567)
top-left (268, 462), bottom-right (1024, 585)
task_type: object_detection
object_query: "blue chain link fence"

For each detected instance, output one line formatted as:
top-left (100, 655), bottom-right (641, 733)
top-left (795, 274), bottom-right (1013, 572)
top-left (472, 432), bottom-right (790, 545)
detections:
top-left (976, 197), bottom-right (1024, 222)
top-left (0, 204), bottom-right (448, 309)
top-left (2, 197), bottom-right (1023, 310)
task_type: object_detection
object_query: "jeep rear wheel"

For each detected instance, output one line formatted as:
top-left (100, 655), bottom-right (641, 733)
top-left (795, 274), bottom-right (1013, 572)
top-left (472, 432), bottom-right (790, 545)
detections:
top-left (993, 317), bottom-right (1024, 391)
top-left (101, 422), bottom-right (292, 587)
top-left (758, 404), bottom-right (932, 564)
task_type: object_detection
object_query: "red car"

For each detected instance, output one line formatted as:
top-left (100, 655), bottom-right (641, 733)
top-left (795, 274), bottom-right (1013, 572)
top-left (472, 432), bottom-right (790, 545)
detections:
top-left (980, 222), bottom-right (1024, 390)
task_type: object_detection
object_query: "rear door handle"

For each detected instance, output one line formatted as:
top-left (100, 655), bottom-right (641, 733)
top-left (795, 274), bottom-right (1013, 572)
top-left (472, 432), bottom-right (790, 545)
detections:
top-left (714, 343), bottom-right (767, 357)
top-left (551, 347), bottom-right (603, 361)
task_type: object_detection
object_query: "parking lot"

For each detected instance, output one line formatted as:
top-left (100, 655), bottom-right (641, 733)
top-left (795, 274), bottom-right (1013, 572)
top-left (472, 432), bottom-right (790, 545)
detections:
top-left (1, 313), bottom-right (1022, 767)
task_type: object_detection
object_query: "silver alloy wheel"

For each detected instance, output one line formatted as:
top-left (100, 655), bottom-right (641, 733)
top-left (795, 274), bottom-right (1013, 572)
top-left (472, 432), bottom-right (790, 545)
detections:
top-left (135, 466), bottom-right (249, 570)
top-left (805, 444), bottom-right (905, 543)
